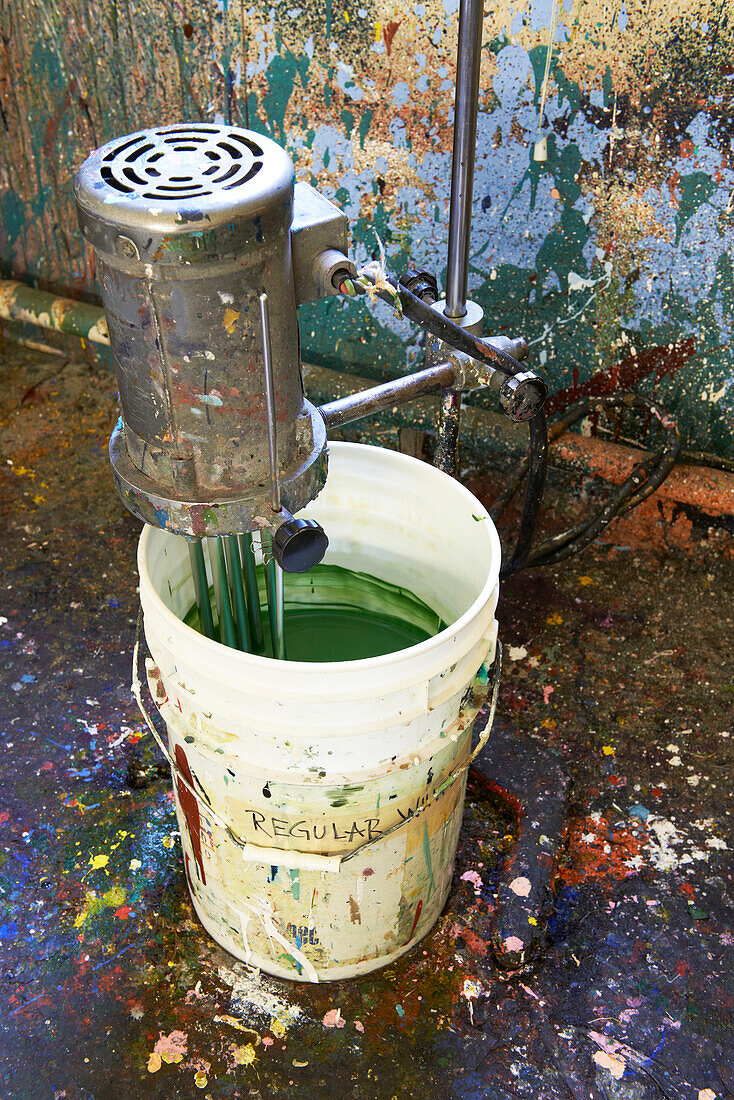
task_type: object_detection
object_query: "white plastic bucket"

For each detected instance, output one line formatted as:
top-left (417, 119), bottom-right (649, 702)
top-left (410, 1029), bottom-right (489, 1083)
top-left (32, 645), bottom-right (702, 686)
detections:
top-left (138, 442), bottom-right (501, 981)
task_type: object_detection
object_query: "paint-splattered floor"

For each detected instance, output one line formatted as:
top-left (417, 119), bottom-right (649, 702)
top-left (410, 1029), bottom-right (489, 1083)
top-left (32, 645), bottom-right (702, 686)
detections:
top-left (1, 347), bottom-right (732, 1100)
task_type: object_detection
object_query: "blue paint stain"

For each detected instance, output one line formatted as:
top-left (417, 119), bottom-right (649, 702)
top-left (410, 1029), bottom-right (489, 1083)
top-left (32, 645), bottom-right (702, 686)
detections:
top-left (396, 1004), bottom-right (405, 1018)
top-left (0, 922), bottom-right (18, 940)
top-left (20, 674), bottom-right (35, 683)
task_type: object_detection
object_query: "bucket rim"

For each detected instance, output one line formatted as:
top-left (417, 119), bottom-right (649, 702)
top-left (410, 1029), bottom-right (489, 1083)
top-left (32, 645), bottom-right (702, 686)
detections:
top-left (138, 441), bottom-right (502, 674)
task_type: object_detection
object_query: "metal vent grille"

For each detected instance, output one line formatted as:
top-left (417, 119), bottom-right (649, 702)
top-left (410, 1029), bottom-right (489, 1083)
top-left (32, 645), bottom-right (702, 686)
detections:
top-left (98, 125), bottom-right (264, 201)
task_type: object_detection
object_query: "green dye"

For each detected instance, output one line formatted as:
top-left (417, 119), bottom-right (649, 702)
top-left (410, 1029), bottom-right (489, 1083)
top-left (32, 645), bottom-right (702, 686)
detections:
top-left (183, 563), bottom-right (446, 662)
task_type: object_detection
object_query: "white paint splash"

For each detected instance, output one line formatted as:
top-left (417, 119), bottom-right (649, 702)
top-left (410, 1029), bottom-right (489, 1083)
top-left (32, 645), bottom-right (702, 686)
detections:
top-left (218, 963), bottom-right (304, 1026)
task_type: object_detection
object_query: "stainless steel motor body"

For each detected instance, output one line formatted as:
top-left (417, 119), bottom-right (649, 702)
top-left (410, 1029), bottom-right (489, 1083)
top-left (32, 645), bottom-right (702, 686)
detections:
top-left (75, 124), bottom-right (350, 537)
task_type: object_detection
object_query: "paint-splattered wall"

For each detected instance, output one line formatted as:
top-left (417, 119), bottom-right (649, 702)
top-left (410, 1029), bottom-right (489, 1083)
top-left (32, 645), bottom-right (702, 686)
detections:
top-left (1, 0), bottom-right (733, 456)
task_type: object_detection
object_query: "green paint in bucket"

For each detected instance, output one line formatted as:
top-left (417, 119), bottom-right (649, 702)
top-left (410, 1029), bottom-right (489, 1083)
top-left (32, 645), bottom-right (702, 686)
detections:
top-left (183, 563), bottom-right (446, 661)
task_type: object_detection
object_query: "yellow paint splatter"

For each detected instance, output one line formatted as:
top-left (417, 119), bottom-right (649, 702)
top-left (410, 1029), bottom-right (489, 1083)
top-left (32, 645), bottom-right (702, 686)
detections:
top-left (374, 20), bottom-right (381, 41)
top-left (233, 1043), bottom-right (257, 1066)
top-left (579, 576), bottom-right (594, 586)
top-left (147, 1052), bottom-right (162, 1073)
top-left (223, 308), bottom-right (240, 334)
top-left (89, 853), bottom-right (109, 869)
top-left (162, 836), bottom-right (175, 849)
top-left (271, 1018), bottom-right (287, 1038)
top-left (546, 612), bottom-right (563, 625)
top-left (528, 916), bottom-right (538, 925)
top-left (194, 1071), bottom-right (208, 1088)
top-left (33, 494), bottom-right (45, 504)
top-left (602, 745), bottom-right (615, 756)
top-left (74, 885), bottom-right (127, 927)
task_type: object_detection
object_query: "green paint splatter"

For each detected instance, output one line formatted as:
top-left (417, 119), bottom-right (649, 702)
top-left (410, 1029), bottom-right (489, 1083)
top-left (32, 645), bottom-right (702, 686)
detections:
top-left (422, 821), bottom-right (436, 898)
top-left (358, 108), bottom-right (373, 149)
top-left (675, 172), bottom-right (715, 245)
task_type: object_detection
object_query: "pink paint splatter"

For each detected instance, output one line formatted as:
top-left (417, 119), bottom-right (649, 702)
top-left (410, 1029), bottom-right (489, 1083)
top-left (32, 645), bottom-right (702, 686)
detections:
top-left (460, 869), bottom-right (482, 891)
top-left (355, 1021), bottom-right (364, 1033)
top-left (504, 936), bottom-right (525, 953)
top-left (322, 1009), bottom-right (345, 1029)
top-left (542, 685), bottom-right (554, 704)
top-left (261, 1036), bottom-right (274, 1048)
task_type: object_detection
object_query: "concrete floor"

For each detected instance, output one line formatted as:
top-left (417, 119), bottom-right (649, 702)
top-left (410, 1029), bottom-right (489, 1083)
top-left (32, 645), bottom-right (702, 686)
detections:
top-left (0, 347), bottom-right (732, 1100)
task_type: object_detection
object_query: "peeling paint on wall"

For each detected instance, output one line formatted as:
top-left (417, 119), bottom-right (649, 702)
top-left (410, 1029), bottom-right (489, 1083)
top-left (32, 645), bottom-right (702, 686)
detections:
top-left (0, 0), bottom-right (732, 456)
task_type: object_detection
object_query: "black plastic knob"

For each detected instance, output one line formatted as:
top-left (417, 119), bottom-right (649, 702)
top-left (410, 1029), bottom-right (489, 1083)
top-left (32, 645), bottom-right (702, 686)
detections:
top-left (272, 518), bottom-right (329, 573)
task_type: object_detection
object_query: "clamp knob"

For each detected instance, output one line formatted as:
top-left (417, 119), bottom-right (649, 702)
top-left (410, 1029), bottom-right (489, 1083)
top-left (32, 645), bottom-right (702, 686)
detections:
top-left (272, 517), bottom-right (329, 573)
top-left (498, 371), bottom-right (548, 422)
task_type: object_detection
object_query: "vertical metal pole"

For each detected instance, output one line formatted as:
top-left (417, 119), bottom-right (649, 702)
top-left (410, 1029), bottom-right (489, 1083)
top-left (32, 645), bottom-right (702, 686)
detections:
top-left (445, 0), bottom-right (484, 321)
top-left (210, 538), bottom-right (238, 649)
top-left (259, 292), bottom-right (285, 659)
top-left (188, 541), bottom-right (215, 639)
top-left (437, 0), bottom-right (484, 477)
top-left (238, 532), bottom-right (265, 653)
top-left (224, 535), bottom-right (252, 652)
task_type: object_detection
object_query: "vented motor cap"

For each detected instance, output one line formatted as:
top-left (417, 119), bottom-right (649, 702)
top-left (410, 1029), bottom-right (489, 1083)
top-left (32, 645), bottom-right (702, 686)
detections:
top-left (74, 123), bottom-right (295, 264)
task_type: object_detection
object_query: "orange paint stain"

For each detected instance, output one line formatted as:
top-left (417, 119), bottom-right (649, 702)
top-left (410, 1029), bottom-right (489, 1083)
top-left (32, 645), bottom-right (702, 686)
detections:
top-left (560, 813), bottom-right (645, 887)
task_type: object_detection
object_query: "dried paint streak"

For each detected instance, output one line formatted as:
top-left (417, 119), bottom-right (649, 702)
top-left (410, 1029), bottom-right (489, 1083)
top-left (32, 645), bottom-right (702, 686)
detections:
top-left (174, 744), bottom-right (206, 886)
top-left (406, 898), bottom-right (423, 943)
top-left (422, 820), bottom-right (436, 898)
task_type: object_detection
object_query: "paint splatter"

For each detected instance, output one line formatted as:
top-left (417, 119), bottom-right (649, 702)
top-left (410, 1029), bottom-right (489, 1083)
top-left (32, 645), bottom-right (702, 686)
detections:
top-left (504, 936), bottom-right (525, 953)
top-left (147, 1030), bottom-right (188, 1072)
top-left (232, 1043), bottom-right (257, 1065)
top-left (509, 876), bottom-right (532, 897)
top-left (593, 1049), bottom-right (626, 1079)
top-left (322, 1008), bottom-right (345, 1028)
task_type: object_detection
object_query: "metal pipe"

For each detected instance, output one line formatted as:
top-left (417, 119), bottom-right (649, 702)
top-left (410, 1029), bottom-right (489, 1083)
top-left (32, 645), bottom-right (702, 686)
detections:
top-left (445, 0), bottom-right (484, 319)
top-left (0, 280), bottom-right (109, 345)
top-left (259, 292), bottom-right (282, 514)
top-left (435, 387), bottom-right (462, 474)
top-left (210, 538), bottom-right (238, 649)
top-left (319, 362), bottom-right (457, 429)
top-left (274, 564), bottom-right (286, 660)
top-left (224, 535), bottom-right (252, 652)
top-left (188, 541), bottom-right (215, 639)
top-left (238, 533), bottom-right (265, 652)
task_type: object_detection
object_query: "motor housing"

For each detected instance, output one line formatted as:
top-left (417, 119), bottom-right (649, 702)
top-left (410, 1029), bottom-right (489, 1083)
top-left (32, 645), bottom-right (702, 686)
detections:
top-left (75, 124), bottom-right (348, 536)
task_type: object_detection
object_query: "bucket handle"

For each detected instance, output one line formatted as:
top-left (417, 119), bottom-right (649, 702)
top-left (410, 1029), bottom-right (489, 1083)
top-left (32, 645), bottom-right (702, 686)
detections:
top-left (132, 607), bottom-right (502, 874)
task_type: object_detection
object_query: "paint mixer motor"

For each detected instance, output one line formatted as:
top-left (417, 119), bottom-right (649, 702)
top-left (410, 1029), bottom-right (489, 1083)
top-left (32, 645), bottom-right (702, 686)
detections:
top-left (74, 122), bottom-right (547, 583)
